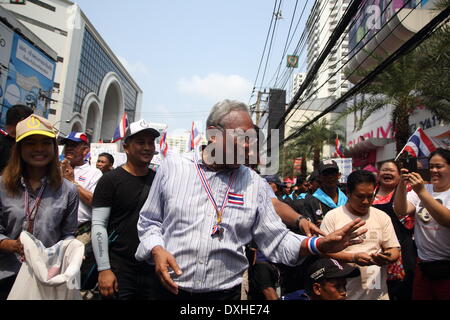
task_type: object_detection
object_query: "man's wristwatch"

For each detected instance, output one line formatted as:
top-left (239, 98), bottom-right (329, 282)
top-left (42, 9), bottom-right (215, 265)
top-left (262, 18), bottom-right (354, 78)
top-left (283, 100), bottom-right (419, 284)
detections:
top-left (295, 215), bottom-right (306, 230)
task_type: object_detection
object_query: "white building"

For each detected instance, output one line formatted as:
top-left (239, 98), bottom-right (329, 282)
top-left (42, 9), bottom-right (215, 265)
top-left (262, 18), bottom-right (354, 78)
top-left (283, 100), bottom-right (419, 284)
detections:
top-left (1, 0), bottom-right (142, 142)
top-left (166, 133), bottom-right (190, 154)
top-left (305, 0), bottom-right (350, 100)
top-left (291, 72), bottom-right (306, 98)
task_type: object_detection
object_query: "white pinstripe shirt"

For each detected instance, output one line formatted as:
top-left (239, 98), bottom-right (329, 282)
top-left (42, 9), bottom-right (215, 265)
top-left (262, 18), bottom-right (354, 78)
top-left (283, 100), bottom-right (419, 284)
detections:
top-left (136, 152), bottom-right (306, 293)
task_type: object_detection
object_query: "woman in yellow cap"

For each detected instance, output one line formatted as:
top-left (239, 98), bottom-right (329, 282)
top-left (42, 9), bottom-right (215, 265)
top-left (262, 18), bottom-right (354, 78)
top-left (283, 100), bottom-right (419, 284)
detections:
top-left (0, 114), bottom-right (79, 299)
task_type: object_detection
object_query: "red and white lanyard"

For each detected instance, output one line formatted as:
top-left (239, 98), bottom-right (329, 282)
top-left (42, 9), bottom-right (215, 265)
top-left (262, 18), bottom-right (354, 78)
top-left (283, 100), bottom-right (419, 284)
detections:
top-left (194, 154), bottom-right (237, 237)
top-left (24, 182), bottom-right (46, 233)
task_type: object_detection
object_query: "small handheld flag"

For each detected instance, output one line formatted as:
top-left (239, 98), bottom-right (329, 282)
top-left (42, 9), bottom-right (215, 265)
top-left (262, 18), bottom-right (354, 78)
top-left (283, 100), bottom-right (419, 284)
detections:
top-left (335, 135), bottom-right (344, 158)
top-left (112, 113), bottom-right (129, 143)
top-left (160, 131), bottom-right (168, 157)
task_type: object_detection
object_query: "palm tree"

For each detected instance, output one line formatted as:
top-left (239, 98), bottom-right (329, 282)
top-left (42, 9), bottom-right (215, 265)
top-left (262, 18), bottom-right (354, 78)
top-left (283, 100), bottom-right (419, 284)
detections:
top-left (288, 117), bottom-right (345, 171)
top-left (341, 3), bottom-right (450, 153)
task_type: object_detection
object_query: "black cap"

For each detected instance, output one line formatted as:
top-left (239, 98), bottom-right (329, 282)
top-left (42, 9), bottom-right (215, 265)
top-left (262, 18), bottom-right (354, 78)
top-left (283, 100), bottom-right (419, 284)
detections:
top-left (263, 174), bottom-right (286, 187)
top-left (306, 257), bottom-right (360, 287)
top-left (318, 160), bottom-right (339, 174)
top-left (307, 170), bottom-right (319, 182)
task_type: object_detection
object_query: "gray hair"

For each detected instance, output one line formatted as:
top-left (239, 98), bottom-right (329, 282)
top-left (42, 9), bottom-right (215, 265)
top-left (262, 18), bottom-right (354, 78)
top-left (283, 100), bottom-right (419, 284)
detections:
top-left (206, 99), bottom-right (250, 129)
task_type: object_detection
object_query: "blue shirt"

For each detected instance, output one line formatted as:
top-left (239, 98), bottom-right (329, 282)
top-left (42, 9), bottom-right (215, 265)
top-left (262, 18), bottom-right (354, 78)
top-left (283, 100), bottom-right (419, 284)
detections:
top-left (136, 152), bottom-right (307, 293)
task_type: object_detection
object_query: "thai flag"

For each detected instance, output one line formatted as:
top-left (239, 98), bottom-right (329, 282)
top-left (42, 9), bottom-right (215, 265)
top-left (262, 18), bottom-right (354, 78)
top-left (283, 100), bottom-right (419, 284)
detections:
top-left (402, 128), bottom-right (441, 158)
top-left (228, 192), bottom-right (244, 205)
top-left (160, 131), bottom-right (168, 157)
top-left (188, 121), bottom-right (201, 151)
top-left (335, 135), bottom-right (344, 158)
top-left (112, 113), bottom-right (128, 143)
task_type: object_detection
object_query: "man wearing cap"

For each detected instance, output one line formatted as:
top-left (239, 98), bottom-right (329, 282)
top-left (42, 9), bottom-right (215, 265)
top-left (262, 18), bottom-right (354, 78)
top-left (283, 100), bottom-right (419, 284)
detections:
top-left (302, 160), bottom-right (348, 227)
top-left (135, 99), bottom-right (367, 300)
top-left (60, 132), bottom-right (103, 240)
top-left (264, 174), bottom-right (286, 200)
top-left (304, 257), bottom-right (360, 300)
top-left (91, 119), bottom-right (160, 299)
top-left (0, 104), bottom-right (33, 174)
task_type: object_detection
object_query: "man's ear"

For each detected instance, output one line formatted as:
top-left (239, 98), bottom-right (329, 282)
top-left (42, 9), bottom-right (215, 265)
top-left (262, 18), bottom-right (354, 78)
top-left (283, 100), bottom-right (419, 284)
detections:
top-left (312, 282), bottom-right (322, 296)
top-left (206, 126), bottom-right (219, 143)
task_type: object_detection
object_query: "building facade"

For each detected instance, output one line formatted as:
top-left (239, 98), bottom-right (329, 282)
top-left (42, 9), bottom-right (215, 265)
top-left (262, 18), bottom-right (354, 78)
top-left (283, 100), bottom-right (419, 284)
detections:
top-left (0, 5), bottom-right (58, 125)
top-left (1, 0), bottom-right (142, 142)
top-left (344, 0), bottom-right (449, 167)
top-left (305, 0), bottom-right (350, 100)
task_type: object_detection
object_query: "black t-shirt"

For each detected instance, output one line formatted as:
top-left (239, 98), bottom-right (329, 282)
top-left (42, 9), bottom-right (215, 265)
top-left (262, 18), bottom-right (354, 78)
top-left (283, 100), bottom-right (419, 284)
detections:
top-left (0, 133), bottom-right (14, 174)
top-left (92, 166), bottom-right (155, 267)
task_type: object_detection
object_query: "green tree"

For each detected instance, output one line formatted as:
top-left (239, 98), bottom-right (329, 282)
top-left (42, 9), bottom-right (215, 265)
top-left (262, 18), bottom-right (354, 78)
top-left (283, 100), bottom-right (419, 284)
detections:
top-left (284, 117), bottom-right (344, 173)
top-left (342, 3), bottom-right (450, 153)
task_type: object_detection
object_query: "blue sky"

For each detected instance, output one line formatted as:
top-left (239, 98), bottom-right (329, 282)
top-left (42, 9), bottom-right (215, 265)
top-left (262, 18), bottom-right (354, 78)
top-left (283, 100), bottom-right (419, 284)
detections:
top-left (74, 1), bottom-right (312, 135)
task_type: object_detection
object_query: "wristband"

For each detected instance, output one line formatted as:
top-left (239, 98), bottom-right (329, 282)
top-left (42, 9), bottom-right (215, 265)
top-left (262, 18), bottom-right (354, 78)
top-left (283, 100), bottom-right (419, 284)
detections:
top-left (306, 237), bottom-right (322, 255)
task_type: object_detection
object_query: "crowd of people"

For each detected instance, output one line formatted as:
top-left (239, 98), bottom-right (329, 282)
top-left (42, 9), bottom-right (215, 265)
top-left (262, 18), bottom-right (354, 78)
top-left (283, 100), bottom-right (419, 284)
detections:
top-left (0, 101), bottom-right (449, 301)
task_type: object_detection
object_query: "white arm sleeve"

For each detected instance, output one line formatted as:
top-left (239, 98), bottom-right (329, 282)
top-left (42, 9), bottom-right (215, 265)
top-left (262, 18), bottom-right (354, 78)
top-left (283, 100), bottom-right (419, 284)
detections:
top-left (91, 206), bottom-right (112, 271)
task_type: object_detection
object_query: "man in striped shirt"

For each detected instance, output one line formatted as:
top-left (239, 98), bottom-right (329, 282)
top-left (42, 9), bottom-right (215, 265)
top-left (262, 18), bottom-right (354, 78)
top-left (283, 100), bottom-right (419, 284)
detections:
top-left (136, 100), bottom-right (367, 300)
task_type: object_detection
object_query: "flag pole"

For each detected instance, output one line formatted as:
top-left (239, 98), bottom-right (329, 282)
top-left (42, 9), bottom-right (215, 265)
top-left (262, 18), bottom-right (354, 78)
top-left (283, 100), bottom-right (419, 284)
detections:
top-left (394, 128), bottom-right (419, 161)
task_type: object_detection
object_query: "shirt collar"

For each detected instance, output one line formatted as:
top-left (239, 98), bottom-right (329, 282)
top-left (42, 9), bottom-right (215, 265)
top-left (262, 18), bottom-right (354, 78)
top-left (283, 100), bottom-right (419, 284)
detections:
top-left (20, 176), bottom-right (49, 189)
top-left (74, 162), bottom-right (90, 170)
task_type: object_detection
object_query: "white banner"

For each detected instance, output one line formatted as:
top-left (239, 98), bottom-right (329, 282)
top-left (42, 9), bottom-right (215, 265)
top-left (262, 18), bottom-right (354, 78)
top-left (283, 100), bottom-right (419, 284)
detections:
top-left (16, 38), bottom-right (55, 80)
top-left (331, 158), bottom-right (353, 183)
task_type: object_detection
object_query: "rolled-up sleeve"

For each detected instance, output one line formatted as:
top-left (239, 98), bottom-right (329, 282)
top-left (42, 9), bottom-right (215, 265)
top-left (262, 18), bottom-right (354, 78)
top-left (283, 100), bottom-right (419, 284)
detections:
top-left (135, 161), bottom-right (167, 262)
top-left (252, 178), bottom-right (307, 266)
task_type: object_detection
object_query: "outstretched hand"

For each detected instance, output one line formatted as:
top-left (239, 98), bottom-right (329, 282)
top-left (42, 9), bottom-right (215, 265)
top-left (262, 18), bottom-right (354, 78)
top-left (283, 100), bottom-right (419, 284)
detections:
top-left (152, 246), bottom-right (182, 295)
top-left (318, 218), bottom-right (367, 254)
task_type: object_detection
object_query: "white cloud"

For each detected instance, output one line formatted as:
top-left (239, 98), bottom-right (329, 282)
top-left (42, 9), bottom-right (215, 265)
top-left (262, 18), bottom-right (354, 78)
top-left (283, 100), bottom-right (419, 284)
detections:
top-left (177, 73), bottom-right (252, 102)
top-left (118, 55), bottom-right (150, 78)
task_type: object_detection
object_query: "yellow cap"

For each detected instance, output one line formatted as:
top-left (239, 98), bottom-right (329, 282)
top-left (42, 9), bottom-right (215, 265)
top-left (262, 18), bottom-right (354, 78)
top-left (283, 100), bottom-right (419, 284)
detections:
top-left (16, 114), bottom-right (56, 142)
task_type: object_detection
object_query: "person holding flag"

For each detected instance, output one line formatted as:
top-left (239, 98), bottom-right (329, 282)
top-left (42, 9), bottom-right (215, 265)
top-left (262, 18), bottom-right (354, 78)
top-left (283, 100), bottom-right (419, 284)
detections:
top-left (393, 147), bottom-right (450, 300)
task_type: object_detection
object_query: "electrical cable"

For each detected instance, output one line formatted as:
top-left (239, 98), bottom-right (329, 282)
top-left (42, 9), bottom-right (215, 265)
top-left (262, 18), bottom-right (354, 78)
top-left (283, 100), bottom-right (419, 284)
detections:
top-left (283, 4), bottom-right (450, 144)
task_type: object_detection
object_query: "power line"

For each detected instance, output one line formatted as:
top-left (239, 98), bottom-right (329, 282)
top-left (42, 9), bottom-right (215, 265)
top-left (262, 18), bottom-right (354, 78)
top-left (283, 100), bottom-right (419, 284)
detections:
top-left (248, 0), bottom-right (279, 104)
top-left (274, 0), bottom-right (364, 131)
top-left (259, 0), bottom-right (284, 91)
top-left (283, 4), bottom-right (450, 144)
top-left (283, 0), bottom-right (402, 128)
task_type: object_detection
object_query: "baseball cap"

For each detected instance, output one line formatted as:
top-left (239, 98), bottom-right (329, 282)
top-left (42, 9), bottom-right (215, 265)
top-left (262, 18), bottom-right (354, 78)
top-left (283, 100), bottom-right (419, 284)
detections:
top-left (306, 257), bottom-right (360, 287)
top-left (16, 114), bottom-right (56, 142)
top-left (264, 174), bottom-right (286, 187)
top-left (318, 160), bottom-right (339, 174)
top-left (307, 170), bottom-right (319, 182)
top-left (124, 119), bottom-right (160, 140)
top-left (60, 132), bottom-right (89, 144)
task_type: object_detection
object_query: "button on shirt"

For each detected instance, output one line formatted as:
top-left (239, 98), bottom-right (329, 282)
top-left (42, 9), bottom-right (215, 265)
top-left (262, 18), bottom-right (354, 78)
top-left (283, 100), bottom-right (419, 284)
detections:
top-left (136, 153), bottom-right (307, 293)
top-left (74, 163), bottom-right (102, 225)
top-left (0, 177), bottom-right (79, 280)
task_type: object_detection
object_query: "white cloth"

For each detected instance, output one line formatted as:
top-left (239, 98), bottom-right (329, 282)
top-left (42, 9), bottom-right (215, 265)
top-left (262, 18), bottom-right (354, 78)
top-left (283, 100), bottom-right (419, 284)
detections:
top-left (320, 205), bottom-right (400, 300)
top-left (74, 163), bottom-right (102, 224)
top-left (407, 184), bottom-right (450, 261)
top-left (7, 231), bottom-right (84, 300)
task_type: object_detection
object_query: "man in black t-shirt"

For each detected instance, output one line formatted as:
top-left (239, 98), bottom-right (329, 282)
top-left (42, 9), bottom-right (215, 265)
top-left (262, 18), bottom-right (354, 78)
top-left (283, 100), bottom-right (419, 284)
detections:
top-left (91, 119), bottom-right (160, 299)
